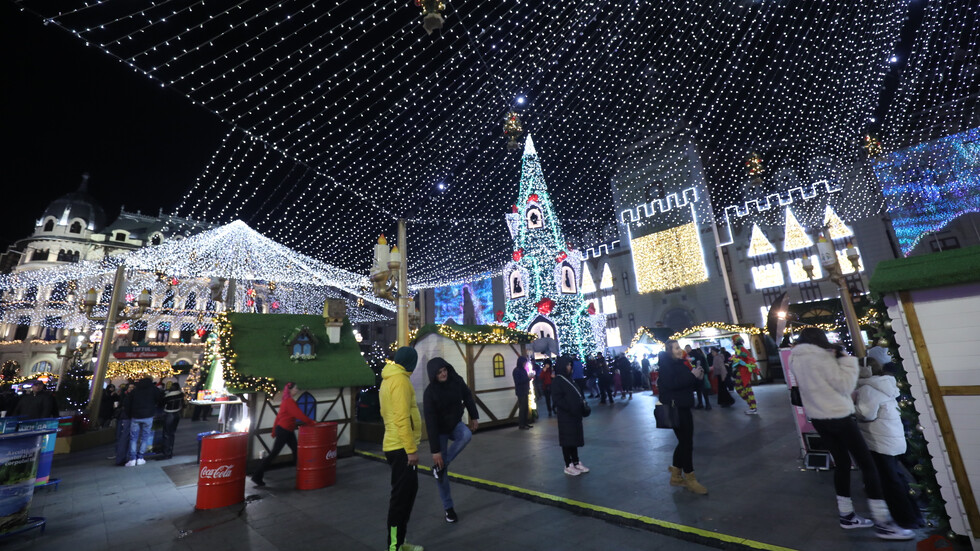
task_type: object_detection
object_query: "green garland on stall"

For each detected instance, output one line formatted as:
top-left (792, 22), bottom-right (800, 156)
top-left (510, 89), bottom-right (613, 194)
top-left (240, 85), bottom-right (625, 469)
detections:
top-left (211, 312), bottom-right (277, 394)
top-left (869, 295), bottom-right (954, 539)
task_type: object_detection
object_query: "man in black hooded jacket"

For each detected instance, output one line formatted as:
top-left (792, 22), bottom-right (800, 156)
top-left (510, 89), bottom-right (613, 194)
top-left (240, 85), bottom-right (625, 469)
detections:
top-left (423, 357), bottom-right (479, 524)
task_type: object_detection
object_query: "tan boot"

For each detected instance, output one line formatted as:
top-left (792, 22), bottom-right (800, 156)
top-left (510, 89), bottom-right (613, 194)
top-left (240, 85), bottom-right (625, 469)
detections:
top-left (668, 466), bottom-right (684, 487)
top-left (682, 471), bottom-right (708, 495)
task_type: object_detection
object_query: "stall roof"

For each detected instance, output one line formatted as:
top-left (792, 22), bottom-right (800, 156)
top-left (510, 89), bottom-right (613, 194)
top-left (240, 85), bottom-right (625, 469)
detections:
top-left (411, 324), bottom-right (536, 345)
top-left (227, 312), bottom-right (374, 390)
top-left (869, 245), bottom-right (980, 294)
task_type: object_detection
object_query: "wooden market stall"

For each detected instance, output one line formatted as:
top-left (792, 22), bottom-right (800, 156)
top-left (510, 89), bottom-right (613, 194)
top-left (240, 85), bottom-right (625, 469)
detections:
top-left (411, 324), bottom-right (535, 427)
top-left (205, 309), bottom-right (375, 466)
top-left (869, 245), bottom-right (980, 547)
top-left (670, 323), bottom-right (772, 380)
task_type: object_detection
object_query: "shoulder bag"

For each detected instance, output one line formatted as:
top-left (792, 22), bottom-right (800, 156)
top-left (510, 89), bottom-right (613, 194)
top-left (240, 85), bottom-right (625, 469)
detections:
top-left (654, 400), bottom-right (676, 429)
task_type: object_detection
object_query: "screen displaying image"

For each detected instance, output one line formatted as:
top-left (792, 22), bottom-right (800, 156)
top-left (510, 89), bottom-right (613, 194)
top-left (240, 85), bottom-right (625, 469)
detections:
top-left (433, 278), bottom-right (494, 325)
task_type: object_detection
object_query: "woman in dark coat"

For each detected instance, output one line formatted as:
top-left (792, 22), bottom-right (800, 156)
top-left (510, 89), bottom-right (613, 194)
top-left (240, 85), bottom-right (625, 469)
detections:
top-left (658, 339), bottom-right (707, 494)
top-left (552, 356), bottom-right (589, 476)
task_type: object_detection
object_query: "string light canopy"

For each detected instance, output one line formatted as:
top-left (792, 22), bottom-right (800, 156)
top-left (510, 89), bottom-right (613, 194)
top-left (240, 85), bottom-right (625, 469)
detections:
top-left (16, 1), bottom-right (923, 285)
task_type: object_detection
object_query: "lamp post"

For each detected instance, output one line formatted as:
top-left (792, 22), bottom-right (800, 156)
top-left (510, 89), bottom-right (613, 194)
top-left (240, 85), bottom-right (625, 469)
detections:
top-left (80, 264), bottom-right (151, 423)
top-left (370, 219), bottom-right (411, 347)
top-left (800, 233), bottom-right (866, 358)
top-left (53, 330), bottom-right (89, 391)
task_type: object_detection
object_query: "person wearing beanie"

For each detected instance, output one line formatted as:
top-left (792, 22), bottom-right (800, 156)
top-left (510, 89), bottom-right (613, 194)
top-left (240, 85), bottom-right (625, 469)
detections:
top-left (422, 357), bottom-right (479, 524)
top-left (790, 328), bottom-right (914, 540)
top-left (512, 357), bottom-right (533, 429)
top-left (381, 346), bottom-right (424, 551)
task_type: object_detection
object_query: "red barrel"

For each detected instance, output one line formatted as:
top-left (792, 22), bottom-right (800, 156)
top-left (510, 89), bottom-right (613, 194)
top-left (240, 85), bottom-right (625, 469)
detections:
top-left (650, 371), bottom-right (659, 396)
top-left (196, 432), bottom-right (247, 509)
top-left (296, 422), bottom-right (337, 490)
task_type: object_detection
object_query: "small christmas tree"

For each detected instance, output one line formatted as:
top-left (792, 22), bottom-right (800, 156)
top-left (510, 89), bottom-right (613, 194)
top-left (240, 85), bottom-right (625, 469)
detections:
top-left (56, 350), bottom-right (91, 413)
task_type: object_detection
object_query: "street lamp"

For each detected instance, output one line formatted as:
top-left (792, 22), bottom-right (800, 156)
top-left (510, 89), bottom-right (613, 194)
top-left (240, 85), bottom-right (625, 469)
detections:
top-left (370, 219), bottom-right (411, 347)
top-left (800, 232), bottom-right (866, 358)
top-left (79, 264), bottom-right (151, 424)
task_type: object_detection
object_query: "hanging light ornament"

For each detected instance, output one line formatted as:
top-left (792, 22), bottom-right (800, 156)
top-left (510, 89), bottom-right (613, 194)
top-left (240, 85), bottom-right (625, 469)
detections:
top-left (415, 0), bottom-right (445, 35)
top-left (862, 134), bottom-right (883, 158)
top-left (503, 111), bottom-right (524, 151)
top-left (746, 152), bottom-right (765, 189)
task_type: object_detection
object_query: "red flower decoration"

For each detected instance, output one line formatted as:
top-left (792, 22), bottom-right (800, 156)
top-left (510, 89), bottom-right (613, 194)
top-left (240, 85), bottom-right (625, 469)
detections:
top-left (495, 310), bottom-right (504, 322)
top-left (511, 204), bottom-right (518, 213)
top-left (245, 298), bottom-right (255, 307)
top-left (271, 300), bottom-right (280, 310)
top-left (536, 297), bottom-right (555, 315)
top-left (507, 321), bottom-right (517, 329)
top-left (170, 277), bottom-right (179, 286)
top-left (587, 303), bottom-right (596, 315)
top-left (512, 249), bottom-right (523, 262)
top-left (555, 251), bottom-right (567, 263)
top-left (528, 193), bottom-right (539, 202)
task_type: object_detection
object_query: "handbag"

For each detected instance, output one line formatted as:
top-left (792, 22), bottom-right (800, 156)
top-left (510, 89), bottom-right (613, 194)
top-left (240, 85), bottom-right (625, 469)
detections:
top-left (581, 399), bottom-right (591, 418)
top-left (654, 401), bottom-right (675, 429)
top-left (790, 386), bottom-right (803, 407)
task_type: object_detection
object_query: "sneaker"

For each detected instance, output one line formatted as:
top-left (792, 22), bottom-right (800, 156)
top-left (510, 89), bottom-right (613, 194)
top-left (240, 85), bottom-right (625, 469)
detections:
top-left (431, 465), bottom-right (442, 480)
top-left (874, 521), bottom-right (914, 540)
top-left (563, 465), bottom-right (581, 476)
top-left (136, 458), bottom-right (146, 465)
top-left (444, 507), bottom-right (457, 523)
top-left (251, 477), bottom-right (266, 487)
top-left (745, 408), bottom-right (759, 415)
top-left (125, 459), bottom-right (137, 467)
top-left (399, 543), bottom-right (424, 551)
top-left (573, 462), bottom-right (589, 473)
top-left (839, 513), bottom-right (873, 529)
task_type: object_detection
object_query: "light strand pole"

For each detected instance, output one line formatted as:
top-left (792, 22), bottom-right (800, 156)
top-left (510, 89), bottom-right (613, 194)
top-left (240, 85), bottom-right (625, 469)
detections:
top-left (801, 232), bottom-right (866, 358)
top-left (81, 264), bottom-right (151, 424)
top-left (370, 219), bottom-right (410, 347)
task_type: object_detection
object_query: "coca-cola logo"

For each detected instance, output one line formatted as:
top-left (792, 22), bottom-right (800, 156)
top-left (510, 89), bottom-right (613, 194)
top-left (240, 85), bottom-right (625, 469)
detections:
top-left (200, 464), bottom-right (234, 479)
top-left (325, 449), bottom-right (337, 460)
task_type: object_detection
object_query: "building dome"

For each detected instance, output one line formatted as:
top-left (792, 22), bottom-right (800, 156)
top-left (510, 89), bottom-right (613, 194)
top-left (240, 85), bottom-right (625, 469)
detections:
top-left (39, 174), bottom-right (106, 232)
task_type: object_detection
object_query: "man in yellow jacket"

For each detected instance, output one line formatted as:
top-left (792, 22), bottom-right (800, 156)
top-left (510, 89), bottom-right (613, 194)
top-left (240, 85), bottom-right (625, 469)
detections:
top-left (380, 347), bottom-right (423, 551)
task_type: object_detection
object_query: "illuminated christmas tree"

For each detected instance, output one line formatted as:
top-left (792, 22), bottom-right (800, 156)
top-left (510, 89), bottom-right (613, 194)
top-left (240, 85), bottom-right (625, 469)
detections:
top-left (502, 135), bottom-right (599, 357)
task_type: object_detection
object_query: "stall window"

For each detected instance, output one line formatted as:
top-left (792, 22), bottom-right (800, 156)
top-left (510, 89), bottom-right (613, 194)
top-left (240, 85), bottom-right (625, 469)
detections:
top-left (492, 354), bottom-right (505, 377)
top-left (296, 392), bottom-right (317, 420)
top-left (31, 361), bottom-right (53, 373)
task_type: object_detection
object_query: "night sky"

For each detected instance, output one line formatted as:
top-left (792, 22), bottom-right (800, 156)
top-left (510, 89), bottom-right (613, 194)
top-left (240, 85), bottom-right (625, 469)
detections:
top-left (1, 1), bottom-right (227, 251)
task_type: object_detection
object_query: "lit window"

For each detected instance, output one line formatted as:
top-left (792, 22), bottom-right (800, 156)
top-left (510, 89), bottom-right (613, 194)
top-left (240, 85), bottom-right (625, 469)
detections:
top-left (509, 270), bottom-right (526, 299)
top-left (783, 209), bottom-right (813, 252)
top-left (493, 354), bottom-right (505, 377)
top-left (787, 256), bottom-right (822, 283)
top-left (526, 206), bottom-right (543, 229)
top-left (69, 221), bottom-right (82, 234)
top-left (751, 264), bottom-right (784, 290)
top-left (43, 219), bottom-right (55, 232)
top-left (824, 206), bottom-right (853, 240)
top-left (606, 326), bottom-right (622, 347)
top-left (601, 294), bottom-right (617, 315)
top-left (31, 361), bottom-right (53, 373)
top-left (560, 264), bottom-right (577, 294)
top-left (747, 224), bottom-right (776, 257)
top-left (580, 263), bottom-right (597, 294)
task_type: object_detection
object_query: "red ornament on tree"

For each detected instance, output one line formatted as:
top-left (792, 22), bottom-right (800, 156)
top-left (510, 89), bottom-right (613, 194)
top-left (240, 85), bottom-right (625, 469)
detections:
top-left (245, 298), bottom-right (255, 307)
top-left (270, 300), bottom-right (280, 310)
top-left (495, 310), bottom-right (504, 322)
top-left (536, 297), bottom-right (555, 315)
top-left (511, 204), bottom-right (518, 213)
top-left (507, 321), bottom-right (517, 329)
top-left (587, 303), bottom-right (596, 315)
top-left (170, 277), bottom-right (179, 286)
top-left (528, 193), bottom-right (539, 202)
top-left (512, 249), bottom-right (524, 262)
top-left (196, 327), bottom-right (207, 338)
top-left (555, 251), bottom-right (567, 263)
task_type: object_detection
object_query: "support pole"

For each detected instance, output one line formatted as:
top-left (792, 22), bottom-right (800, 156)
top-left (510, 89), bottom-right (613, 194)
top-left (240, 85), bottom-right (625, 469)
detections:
top-left (396, 218), bottom-right (410, 348)
top-left (86, 264), bottom-right (126, 423)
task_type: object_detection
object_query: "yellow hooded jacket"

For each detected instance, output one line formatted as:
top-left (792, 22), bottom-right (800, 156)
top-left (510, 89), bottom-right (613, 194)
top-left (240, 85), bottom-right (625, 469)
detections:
top-left (380, 360), bottom-right (421, 453)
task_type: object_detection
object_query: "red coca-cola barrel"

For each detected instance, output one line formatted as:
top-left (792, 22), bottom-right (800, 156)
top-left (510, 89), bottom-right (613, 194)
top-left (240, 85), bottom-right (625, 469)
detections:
top-left (296, 422), bottom-right (337, 490)
top-left (650, 371), bottom-right (659, 396)
top-left (196, 432), bottom-right (247, 509)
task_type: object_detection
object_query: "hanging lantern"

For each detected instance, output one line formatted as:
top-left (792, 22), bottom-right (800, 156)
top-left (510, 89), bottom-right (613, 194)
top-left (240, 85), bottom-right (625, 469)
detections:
top-left (862, 134), bottom-right (883, 158)
top-left (416, 0), bottom-right (445, 35)
top-left (503, 111), bottom-right (523, 151)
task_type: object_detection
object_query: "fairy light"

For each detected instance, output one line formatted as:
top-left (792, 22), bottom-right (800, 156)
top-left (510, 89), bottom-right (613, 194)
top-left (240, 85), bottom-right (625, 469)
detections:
top-left (782, 209), bottom-right (814, 252)
top-left (670, 322), bottom-right (762, 341)
top-left (630, 221), bottom-right (709, 294)
top-left (12, 1), bottom-right (914, 286)
top-left (747, 224), bottom-right (776, 258)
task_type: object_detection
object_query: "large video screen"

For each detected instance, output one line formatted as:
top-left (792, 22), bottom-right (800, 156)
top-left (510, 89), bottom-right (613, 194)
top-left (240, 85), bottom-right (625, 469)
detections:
top-left (873, 127), bottom-right (980, 256)
top-left (433, 278), bottom-right (494, 325)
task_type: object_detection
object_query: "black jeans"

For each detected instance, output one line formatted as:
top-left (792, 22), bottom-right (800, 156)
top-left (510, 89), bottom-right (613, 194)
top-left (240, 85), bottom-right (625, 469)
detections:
top-left (252, 425), bottom-right (297, 482)
top-left (543, 385), bottom-right (553, 413)
top-left (561, 445), bottom-right (580, 467)
top-left (810, 416), bottom-right (882, 499)
top-left (671, 407), bottom-right (695, 473)
top-left (161, 412), bottom-right (181, 457)
top-left (872, 452), bottom-right (922, 528)
top-left (517, 392), bottom-right (529, 427)
top-left (385, 448), bottom-right (418, 550)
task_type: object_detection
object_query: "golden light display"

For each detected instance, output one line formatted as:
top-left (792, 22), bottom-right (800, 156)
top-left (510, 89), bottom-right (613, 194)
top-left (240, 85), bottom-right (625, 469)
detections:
top-left (107, 360), bottom-right (177, 380)
top-left (630, 222), bottom-right (708, 294)
top-left (751, 263), bottom-right (784, 290)
top-left (823, 205), bottom-right (853, 240)
top-left (787, 255), bottom-right (822, 283)
top-left (747, 224), bottom-right (776, 257)
top-left (670, 322), bottom-right (762, 341)
top-left (783, 208), bottom-right (813, 251)
top-left (579, 263), bottom-right (597, 294)
top-left (409, 324), bottom-right (537, 346)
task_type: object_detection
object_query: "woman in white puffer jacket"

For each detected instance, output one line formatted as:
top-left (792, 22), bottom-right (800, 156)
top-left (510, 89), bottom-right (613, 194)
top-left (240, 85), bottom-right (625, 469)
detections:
top-left (854, 350), bottom-right (922, 529)
top-left (790, 328), bottom-right (913, 541)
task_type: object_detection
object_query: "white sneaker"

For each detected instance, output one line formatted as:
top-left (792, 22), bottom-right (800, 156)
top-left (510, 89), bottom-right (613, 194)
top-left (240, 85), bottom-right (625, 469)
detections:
top-left (125, 460), bottom-right (137, 467)
top-left (745, 409), bottom-right (759, 415)
top-left (573, 462), bottom-right (590, 473)
top-left (874, 521), bottom-right (914, 540)
top-left (563, 465), bottom-right (581, 476)
top-left (839, 512), bottom-right (873, 529)
top-left (136, 458), bottom-right (146, 466)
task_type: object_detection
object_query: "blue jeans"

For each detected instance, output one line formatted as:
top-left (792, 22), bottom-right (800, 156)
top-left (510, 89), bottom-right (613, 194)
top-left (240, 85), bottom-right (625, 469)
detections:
top-left (115, 418), bottom-right (131, 465)
top-left (129, 417), bottom-right (154, 460)
top-left (436, 422), bottom-right (472, 510)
